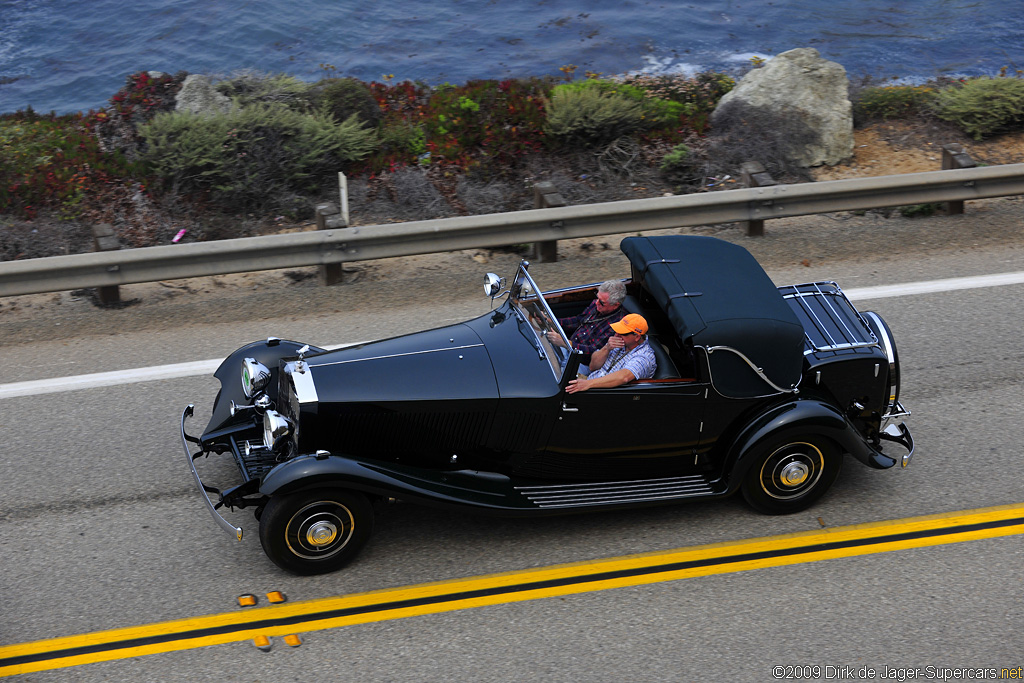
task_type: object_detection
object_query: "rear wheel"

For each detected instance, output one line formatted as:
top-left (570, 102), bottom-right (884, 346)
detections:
top-left (741, 436), bottom-right (842, 514)
top-left (259, 489), bottom-right (373, 575)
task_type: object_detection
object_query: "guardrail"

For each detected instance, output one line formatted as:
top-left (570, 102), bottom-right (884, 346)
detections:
top-left (2, 163), bottom-right (1024, 298)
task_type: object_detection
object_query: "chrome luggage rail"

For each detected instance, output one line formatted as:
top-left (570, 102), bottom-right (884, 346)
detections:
top-left (779, 281), bottom-right (878, 355)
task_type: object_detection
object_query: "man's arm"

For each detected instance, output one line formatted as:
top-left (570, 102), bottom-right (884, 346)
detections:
top-left (588, 335), bottom-right (624, 371)
top-left (565, 368), bottom-right (635, 394)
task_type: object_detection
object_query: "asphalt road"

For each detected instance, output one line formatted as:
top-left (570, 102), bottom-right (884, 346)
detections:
top-left (2, 204), bottom-right (1024, 682)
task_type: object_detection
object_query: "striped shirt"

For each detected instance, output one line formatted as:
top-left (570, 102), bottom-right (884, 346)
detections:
top-left (589, 339), bottom-right (657, 382)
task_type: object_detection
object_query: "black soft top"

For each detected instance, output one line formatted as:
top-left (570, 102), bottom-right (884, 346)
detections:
top-left (621, 235), bottom-right (805, 396)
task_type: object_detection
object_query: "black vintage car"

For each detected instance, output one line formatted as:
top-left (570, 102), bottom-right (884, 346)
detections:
top-left (181, 235), bottom-right (913, 574)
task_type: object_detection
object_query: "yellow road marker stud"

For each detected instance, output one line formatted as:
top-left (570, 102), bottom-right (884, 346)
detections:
top-left (253, 635), bottom-right (272, 652)
top-left (237, 594), bottom-right (257, 607)
top-left (283, 634), bottom-right (303, 647)
top-left (266, 591), bottom-right (287, 603)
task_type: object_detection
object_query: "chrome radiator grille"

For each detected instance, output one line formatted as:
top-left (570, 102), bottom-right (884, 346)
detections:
top-left (231, 436), bottom-right (278, 481)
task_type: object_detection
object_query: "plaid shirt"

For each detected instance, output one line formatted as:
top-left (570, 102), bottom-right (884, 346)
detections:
top-left (589, 339), bottom-right (657, 382)
top-left (558, 301), bottom-right (626, 359)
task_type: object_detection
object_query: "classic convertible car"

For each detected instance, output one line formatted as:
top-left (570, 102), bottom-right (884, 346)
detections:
top-left (181, 235), bottom-right (913, 574)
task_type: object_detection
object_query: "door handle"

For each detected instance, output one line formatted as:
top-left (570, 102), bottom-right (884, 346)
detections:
top-left (561, 402), bottom-right (579, 412)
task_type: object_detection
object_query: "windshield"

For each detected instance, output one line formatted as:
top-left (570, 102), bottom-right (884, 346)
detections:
top-left (509, 263), bottom-right (573, 378)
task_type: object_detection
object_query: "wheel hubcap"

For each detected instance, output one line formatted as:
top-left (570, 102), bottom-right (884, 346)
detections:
top-left (285, 501), bottom-right (355, 560)
top-left (306, 520), bottom-right (338, 547)
top-left (760, 442), bottom-right (824, 500)
top-left (779, 461), bottom-right (810, 487)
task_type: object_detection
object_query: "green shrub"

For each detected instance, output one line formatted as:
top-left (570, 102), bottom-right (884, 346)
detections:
top-left (216, 72), bottom-right (315, 110)
top-left (380, 121), bottom-right (427, 158)
top-left (552, 79), bottom-right (685, 125)
top-left (931, 77), bottom-right (1024, 139)
top-left (659, 143), bottom-right (696, 185)
top-left (315, 78), bottom-right (383, 128)
top-left (854, 85), bottom-right (935, 122)
top-left (139, 104), bottom-right (377, 211)
top-left (618, 72), bottom-right (735, 133)
top-left (543, 85), bottom-right (649, 146)
top-left (898, 202), bottom-right (942, 218)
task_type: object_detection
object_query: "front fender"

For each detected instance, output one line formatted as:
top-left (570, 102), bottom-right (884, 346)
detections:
top-left (259, 453), bottom-right (519, 511)
top-left (724, 398), bottom-right (898, 494)
top-left (203, 338), bottom-right (325, 439)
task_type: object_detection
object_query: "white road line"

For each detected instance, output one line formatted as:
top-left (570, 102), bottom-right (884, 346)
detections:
top-left (844, 271), bottom-right (1024, 301)
top-left (3, 271), bottom-right (1024, 400)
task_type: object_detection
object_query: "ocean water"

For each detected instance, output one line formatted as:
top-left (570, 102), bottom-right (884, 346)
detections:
top-left (1, 0), bottom-right (1022, 115)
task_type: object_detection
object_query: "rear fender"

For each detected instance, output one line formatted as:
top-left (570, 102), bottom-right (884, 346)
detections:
top-left (723, 398), bottom-right (896, 494)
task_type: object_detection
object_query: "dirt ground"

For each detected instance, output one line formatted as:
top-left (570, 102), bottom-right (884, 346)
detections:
top-left (812, 119), bottom-right (1024, 180)
top-left (2, 119), bottom-right (1023, 339)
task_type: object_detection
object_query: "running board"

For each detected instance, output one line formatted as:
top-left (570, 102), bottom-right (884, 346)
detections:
top-left (515, 475), bottom-right (715, 509)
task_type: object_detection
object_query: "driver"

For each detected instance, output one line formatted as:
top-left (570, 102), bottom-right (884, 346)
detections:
top-left (547, 280), bottom-right (626, 364)
top-left (565, 314), bottom-right (656, 393)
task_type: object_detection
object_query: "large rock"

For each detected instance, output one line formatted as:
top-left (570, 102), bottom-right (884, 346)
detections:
top-left (712, 48), bottom-right (853, 167)
top-left (174, 74), bottom-right (234, 116)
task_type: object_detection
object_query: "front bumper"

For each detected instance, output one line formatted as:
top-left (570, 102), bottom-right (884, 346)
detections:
top-left (181, 404), bottom-right (244, 541)
top-left (880, 421), bottom-right (915, 468)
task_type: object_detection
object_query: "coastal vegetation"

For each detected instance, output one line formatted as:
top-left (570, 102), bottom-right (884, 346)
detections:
top-left (1, 67), bottom-right (1022, 257)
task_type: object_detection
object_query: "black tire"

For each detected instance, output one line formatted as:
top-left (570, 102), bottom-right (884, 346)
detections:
top-left (740, 435), bottom-right (842, 515)
top-left (258, 489), bottom-right (373, 575)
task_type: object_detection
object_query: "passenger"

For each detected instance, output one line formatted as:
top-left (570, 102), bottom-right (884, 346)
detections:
top-left (565, 314), bottom-right (656, 393)
top-left (547, 280), bottom-right (627, 364)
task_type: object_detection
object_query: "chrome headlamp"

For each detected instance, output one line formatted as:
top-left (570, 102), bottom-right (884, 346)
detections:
top-left (241, 358), bottom-right (271, 399)
top-left (262, 410), bottom-right (292, 450)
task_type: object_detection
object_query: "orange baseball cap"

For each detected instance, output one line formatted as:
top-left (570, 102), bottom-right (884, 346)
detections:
top-left (610, 313), bottom-right (648, 335)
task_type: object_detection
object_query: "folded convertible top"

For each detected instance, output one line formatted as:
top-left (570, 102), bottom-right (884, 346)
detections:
top-left (621, 235), bottom-right (805, 396)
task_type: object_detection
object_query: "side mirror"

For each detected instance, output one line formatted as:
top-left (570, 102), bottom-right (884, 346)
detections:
top-left (484, 273), bottom-right (504, 298)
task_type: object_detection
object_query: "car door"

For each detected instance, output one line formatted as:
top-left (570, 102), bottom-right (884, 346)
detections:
top-left (532, 380), bottom-right (709, 480)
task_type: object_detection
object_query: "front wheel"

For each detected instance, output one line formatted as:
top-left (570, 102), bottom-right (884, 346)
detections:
top-left (259, 489), bottom-right (373, 575)
top-left (741, 436), bottom-right (842, 515)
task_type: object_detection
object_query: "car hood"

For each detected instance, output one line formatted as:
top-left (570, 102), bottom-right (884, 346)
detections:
top-left (304, 322), bottom-right (499, 403)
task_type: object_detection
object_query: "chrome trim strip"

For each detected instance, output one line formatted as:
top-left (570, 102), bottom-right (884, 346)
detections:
top-left (803, 341), bottom-right (878, 355)
top-left (516, 475), bottom-right (714, 508)
top-left (516, 474), bottom-right (708, 491)
top-left (706, 345), bottom-right (800, 394)
top-left (309, 344), bottom-right (483, 368)
top-left (180, 404), bottom-right (243, 541)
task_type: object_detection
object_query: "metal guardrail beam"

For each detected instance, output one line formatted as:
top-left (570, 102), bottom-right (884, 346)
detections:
top-left (2, 163), bottom-right (1024, 297)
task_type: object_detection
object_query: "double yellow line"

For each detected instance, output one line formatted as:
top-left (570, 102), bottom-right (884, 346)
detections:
top-left (4, 502), bottom-right (1024, 677)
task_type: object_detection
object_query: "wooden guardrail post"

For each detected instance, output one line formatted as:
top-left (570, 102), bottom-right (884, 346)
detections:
top-left (532, 181), bottom-right (565, 262)
top-left (315, 201), bottom-right (347, 285)
top-left (941, 144), bottom-right (977, 215)
top-left (739, 162), bottom-right (778, 237)
top-left (91, 223), bottom-right (121, 305)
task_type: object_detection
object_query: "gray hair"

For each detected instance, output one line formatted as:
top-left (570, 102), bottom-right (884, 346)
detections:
top-left (598, 280), bottom-right (626, 306)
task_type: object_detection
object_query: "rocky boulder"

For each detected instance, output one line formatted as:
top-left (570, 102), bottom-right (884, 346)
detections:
top-left (175, 74), bottom-right (234, 116)
top-left (712, 48), bottom-right (853, 167)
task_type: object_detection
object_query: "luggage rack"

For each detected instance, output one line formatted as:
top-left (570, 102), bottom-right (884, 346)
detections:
top-left (778, 281), bottom-right (878, 355)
